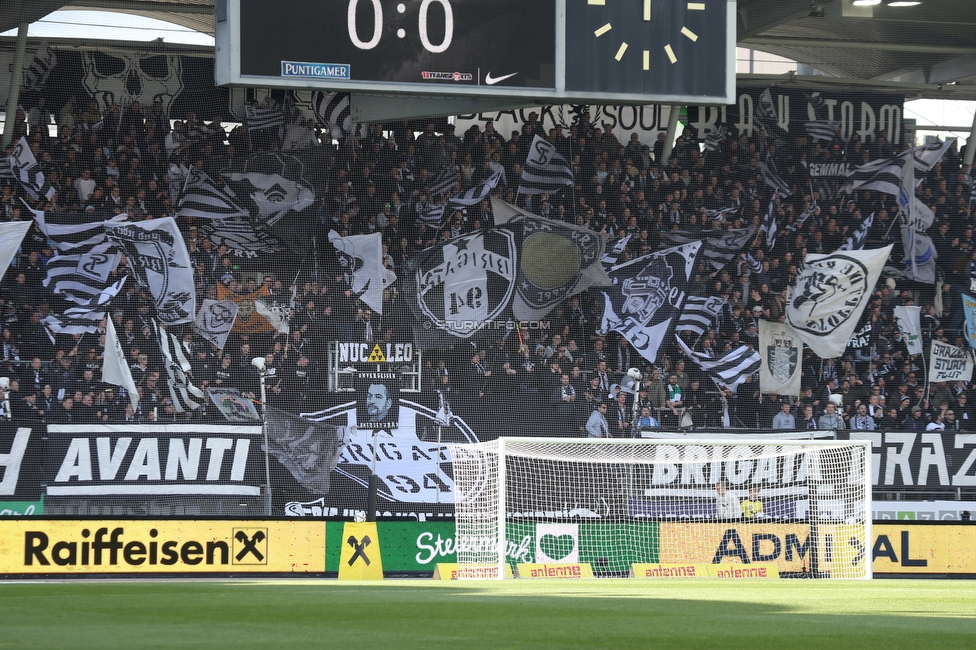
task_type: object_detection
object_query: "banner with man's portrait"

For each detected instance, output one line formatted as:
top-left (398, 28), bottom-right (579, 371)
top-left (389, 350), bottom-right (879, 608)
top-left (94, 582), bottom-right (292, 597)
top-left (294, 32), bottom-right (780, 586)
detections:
top-left (357, 372), bottom-right (400, 430)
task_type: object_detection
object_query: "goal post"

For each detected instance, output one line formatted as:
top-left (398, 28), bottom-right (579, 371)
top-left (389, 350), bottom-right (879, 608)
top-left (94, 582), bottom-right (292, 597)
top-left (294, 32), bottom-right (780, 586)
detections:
top-left (449, 437), bottom-right (872, 580)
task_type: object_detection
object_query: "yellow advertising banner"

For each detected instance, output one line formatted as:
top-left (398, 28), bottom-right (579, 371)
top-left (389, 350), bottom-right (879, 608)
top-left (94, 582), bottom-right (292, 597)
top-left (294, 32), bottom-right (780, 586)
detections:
top-left (0, 520), bottom-right (324, 574)
top-left (872, 524), bottom-right (976, 574)
top-left (516, 563), bottom-right (595, 579)
top-left (705, 563), bottom-right (780, 579)
top-left (338, 522), bottom-right (384, 580)
top-left (658, 523), bottom-right (867, 578)
top-left (631, 563), bottom-right (708, 578)
top-left (432, 563), bottom-right (514, 580)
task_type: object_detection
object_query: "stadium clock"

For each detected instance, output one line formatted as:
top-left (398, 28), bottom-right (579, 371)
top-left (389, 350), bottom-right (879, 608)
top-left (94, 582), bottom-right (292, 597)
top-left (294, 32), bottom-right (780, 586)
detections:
top-left (235, 0), bottom-right (556, 89)
top-left (564, 0), bottom-right (731, 99)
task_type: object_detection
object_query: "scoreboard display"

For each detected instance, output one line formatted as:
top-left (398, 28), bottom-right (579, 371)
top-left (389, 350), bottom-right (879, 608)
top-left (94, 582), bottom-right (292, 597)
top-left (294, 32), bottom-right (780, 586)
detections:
top-left (215, 0), bottom-right (735, 104)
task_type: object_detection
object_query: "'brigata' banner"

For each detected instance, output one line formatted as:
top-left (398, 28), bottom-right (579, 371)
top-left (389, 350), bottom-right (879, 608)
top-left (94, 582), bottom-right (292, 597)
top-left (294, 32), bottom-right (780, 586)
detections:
top-left (44, 424), bottom-right (265, 497)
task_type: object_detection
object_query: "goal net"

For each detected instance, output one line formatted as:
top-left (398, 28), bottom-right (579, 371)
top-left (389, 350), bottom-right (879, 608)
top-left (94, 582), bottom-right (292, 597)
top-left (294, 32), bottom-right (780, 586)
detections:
top-left (449, 438), bottom-right (871, 579)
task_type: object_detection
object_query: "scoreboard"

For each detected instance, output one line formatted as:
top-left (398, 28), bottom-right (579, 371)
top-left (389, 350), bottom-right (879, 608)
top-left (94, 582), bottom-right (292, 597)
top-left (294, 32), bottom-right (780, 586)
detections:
top-left (215, 0), bottom-right (735, 105)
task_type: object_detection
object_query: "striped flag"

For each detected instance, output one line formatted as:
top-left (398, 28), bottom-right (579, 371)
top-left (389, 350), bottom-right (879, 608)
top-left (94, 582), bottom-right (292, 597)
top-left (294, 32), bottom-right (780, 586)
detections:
top-left (744, 253), bottom-right (763, 275)
top-left (805, 120), bottom-right (840, 142)
top-left (677, 337), bottom-right (760, 391)
top-left (42, 276), bottom-right (127, 335)
top-left (518, 135), bottom-right (574, 195)
top-left (244, 98), bottom-right (284, 131)
top-left (675, 296), bottom-right (723, 337)
top-left (429, 166), bottom-right (459, 199)
top-left (601, 234), bottom-right (632, 268)
top-left (449, 168), bottom-right (503, 207)
top-left (662, 227), bottom-right (755, 271)
top-left (197, 219), bottom-right (284, 257)
top-left (760, 197), bottom-right (778, 249)
top-left (311, 91), bottom-right (352, 139)
top-left (9, 137), bottom-right (56, 201)
top-left (844, 141), bottom-right (953, 195)
top-left (703, 130), bottom-right (726, 152)
top-left (761, 154), bottom-right (792, 197)
top-left (178, 167), bottom-right (249, 220)
top-left (152, 320), bottom-right (205, 413)
top-left (418, 203), bottom-right (448, 227)
top-left (31, 207), bottom-right (129, 305)
top-left (838, 212), bottom-right (875, 251)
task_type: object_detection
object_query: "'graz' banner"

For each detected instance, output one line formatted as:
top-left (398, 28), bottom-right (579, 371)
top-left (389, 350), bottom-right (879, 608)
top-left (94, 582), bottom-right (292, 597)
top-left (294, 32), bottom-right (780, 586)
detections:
top-left (929, 341), bottom-right (975, 383)
top-left (44, 424), bottom-right (265, 497)
top-left (0, 425), bottom-right (44, 500)
top-left (687, 86), bottom-right (905, 146)
top-left (849, 432), bottom-right (976, 489)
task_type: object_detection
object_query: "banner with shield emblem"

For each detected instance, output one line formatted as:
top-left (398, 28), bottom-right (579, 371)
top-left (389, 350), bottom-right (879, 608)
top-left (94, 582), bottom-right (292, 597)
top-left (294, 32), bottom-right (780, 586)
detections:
top-left (759, 320), bottom-right (803, 396)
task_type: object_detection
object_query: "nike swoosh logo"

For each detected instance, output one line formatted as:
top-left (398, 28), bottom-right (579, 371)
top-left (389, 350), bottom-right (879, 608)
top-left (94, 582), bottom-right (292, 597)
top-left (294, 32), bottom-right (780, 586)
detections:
top-left (485, 72), bottom-right (518, 85)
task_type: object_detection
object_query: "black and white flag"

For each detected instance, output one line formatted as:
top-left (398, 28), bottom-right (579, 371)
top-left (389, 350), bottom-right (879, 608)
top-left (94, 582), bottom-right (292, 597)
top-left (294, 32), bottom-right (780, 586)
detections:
top-left (418, 202), bottom-right (448, 227)
top-left (429, 166), bottom-right (459, 199)
top-left (194, 299), bottom-right (239, 350)
top-left (0, 221), bottom-right (31, 279)
top-left (152, 320), bottom-right (205, 413)
top-left (23, 40), bottom-right (57, 90)
top-left (31, 207), bottom-right (127, 305)
top-left (9, 137), bottom-right (55, 201)
top-left (786, 245), bottom-right (892, 358)
top-left (838, 212), bottom-right (875, 251)
top-left (197, 219), bottom-right (285, 258)
top-left (311, 91), bottom-right (352, 139)
top-left (244, 98), bottom-right (284, 131)
top-left (104, 315), bottom-right (140, 410)
top-left (844, 141), bottom-right (953, 195)
top-left (265, 408), bottom-right (348, 494)
top-left (761, 154), bottom-right (792, 197)
top-left (449, 168), bottom-right (503, 207)
top-left (758, 320), bottom-right (803, 396)
top-left (804, 120), bottom-right (840, 143)
top-left (601, 234), bottom-right (632, 269)
top-left (662, 227), bottom-right (755, 271)
top-left (105, 217), bottom-right (196, 325)
top-left (221, 152), bottom-right (317, 255)
top-left (178, 167), bottom-right (249, 220)
top-left (677, 337), bottom-right (760, 391)
top-left (703, 129), bottom-right (727, 152)
top-left (598, 242), bottom-right (702, 364)
top-left (43, 277), bottom-right (126, 335)
top-left (897, 156), bottom-right (937, 284)
top-left (328, 230), bottom-right (396, 315)
top-left (518, 135), bottom-right (574, 195)
top-left (675, 296), bottom-right (723, 337)
top-left (403, 229), bottom-right (518, 345)
top-left (761, 197), bottom-right (779, 249)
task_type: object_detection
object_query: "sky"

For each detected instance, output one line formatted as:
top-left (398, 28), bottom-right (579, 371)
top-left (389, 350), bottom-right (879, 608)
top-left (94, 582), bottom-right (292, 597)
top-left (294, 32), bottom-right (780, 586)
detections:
top-left (1, 9), bottom-right (974, 142)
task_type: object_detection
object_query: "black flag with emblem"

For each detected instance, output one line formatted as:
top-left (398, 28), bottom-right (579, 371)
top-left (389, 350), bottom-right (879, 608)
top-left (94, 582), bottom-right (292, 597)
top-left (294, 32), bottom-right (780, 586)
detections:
top-left (597, 242), bottom-right (702, 364)
top-left (402, 228), bottom-right (518, 348)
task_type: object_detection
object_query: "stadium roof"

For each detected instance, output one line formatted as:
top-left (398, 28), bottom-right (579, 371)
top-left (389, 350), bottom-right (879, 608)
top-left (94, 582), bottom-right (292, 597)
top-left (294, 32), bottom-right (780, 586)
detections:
top-left (1, 0), bottom-right (976, 100)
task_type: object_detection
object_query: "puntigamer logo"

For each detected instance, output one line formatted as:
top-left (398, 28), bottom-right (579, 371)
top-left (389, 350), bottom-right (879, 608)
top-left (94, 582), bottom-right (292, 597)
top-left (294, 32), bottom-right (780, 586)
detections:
top-left (24, 526), bottom-right (268, 568)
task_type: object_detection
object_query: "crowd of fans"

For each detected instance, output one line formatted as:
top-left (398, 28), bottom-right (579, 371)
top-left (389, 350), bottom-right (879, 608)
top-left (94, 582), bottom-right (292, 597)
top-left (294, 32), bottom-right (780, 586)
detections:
top-left (1, 93), bottom-right (975, 435)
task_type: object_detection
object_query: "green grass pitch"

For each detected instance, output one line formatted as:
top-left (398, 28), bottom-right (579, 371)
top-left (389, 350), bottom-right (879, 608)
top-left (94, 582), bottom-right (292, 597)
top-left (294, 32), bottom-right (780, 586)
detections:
top-left (1, 579), bottom-right (974, 648)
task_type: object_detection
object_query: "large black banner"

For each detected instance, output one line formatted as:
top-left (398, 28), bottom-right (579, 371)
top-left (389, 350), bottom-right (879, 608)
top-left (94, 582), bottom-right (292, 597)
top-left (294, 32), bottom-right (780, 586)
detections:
top-left (44, 424), bottom-right (265, 497)
top-left (0, 424), bottom-right (44, 500)
top-left (687, 86), bottom-right (906, 146)
top-left (849, 431), bottom-right (976, 489)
